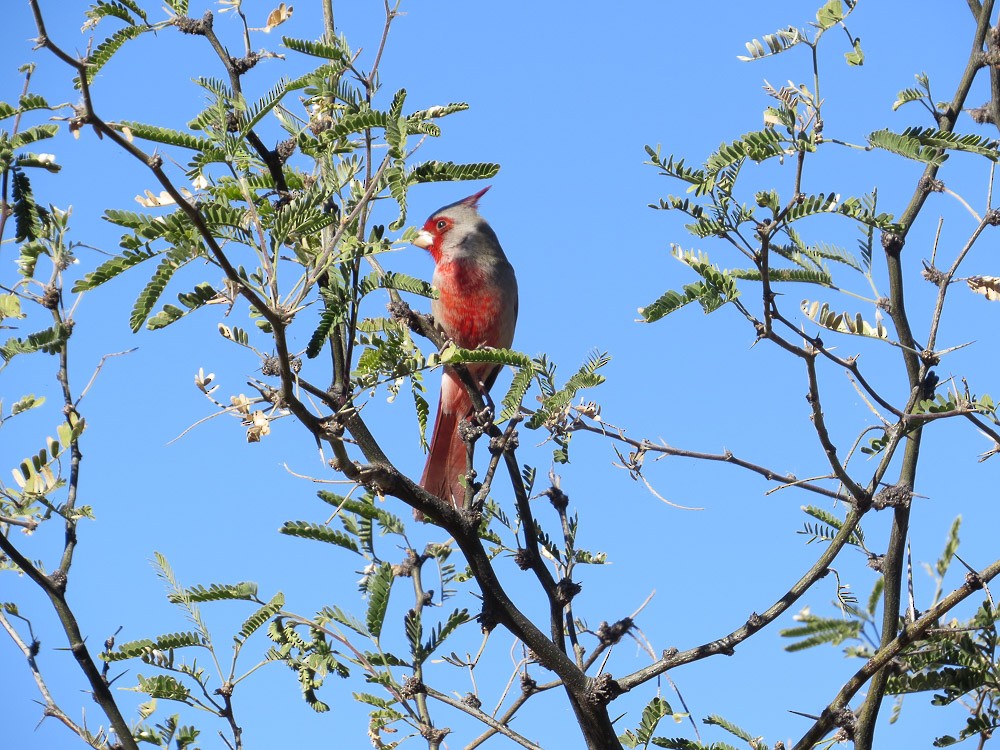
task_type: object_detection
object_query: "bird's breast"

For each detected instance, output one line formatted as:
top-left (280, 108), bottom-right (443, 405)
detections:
top-left (432, 259), bottom-right (516, 350)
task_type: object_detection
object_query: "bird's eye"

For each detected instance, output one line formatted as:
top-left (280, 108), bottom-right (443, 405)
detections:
top-left (436, 219), bottom-right (448, 231)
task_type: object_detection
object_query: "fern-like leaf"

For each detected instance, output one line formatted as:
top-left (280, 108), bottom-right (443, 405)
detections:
top-left (239, 592), bottom-right (285, 642)
top-left (801, 299), bottom-right (888, 340)
top-left (147, 282), bottom-right (220, 330)
top-left (282, 36), bottom-right (349, 62)
top-left (85, 24), bottom-right (149, 84)
top-left (169, 582), bottom-right (258, 603)
top-left (868, 128), bottom-right (947, 165)
top-left (738, 26), bottom-right (807, 61)
top-left (130, 247), bottom-right (193, 332)
top-left (136, 674), bottom-right (191, 703)
top-left (10, 124), bottom-right (59, 150)
top-left (279, 521), bottom-right (360, 553)
top-left (408, 160), bottom-right (501, 184)
top-left (73, 248), bottom-right (153, 292)
top-left (116, 121), bottom-right (213, 151)
top-left (365, 563), bottom-right (393, 639)
top-left (499, 363), bottom-right (536, 421)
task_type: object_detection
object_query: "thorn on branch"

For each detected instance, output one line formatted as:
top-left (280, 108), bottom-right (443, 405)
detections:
top-left (276, 137), bottom-right (296, 164)
top-left (745, 611), bottom-right (764, 632)
top-left (968, 101), bottom-right (996, 125)
top-left (40, 285), bottom-right (60, 310)
top-left (462, 693), bottom-right (482, 709)
top-left (48, 569), bottom-right (67, 594)
top-left (828, 706), bottom-right (857, 743)
top-left (229, 51), bottom-right (260, 75)
top-left (420, 725), bottom-right (450, 744)
top-left (866, 553), bottom-right (885, 574)
top-left (174, 12), bottom-right (213, 35)
top-left (872, 482), bottom-right (913, 511)
top-left (544, 485), bottom-right (569, 512)
top-left (520, 673), bottom-right (538, 695)
top-left (477, 597), bottom-right (500, 633)
top-left (921, 260), bottom-right (948, 287)
top-left (585, 673), bottom-right (623, 707)
top-left (392, 548), bottom-right (425, 578)
top-left (555, 577), bottom-right (582, 605)
top-left (400, 675), bottom-right (425, 699)
top-left (880, 231), bottom-right (904, 255)
top-left (919, 176), bottom-right (945, 193)
top-left (513, 548), bottom-right (533, 571)
top-left (388, 300), bottom-right (436, 340)
top-left (596, 617), bottom-right (634, 646)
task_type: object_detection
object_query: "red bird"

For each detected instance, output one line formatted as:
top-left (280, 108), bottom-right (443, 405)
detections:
top-left (413, 187), bottom-right (518, 513)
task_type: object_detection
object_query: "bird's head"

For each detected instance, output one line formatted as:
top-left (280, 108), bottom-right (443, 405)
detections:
top-left (412, 186), bottom-right (491, 262)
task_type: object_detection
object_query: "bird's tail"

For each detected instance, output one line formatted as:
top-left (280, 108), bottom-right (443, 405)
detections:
top-left (419, 385), bottom-right (471, 518)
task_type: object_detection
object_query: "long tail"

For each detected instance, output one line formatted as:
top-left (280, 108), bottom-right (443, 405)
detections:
top-left (419, 371), bottom-right (471, 514)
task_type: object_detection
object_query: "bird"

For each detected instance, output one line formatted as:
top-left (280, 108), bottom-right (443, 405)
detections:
top-left (412, 186), bottom-right (518, 516)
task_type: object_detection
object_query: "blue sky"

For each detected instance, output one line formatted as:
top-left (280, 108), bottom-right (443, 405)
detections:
top-left (3, 1), bottom-right (999, 748)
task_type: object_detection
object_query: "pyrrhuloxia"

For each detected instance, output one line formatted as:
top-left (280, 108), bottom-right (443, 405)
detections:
top-left (412, 187), bottom-right (518, 514)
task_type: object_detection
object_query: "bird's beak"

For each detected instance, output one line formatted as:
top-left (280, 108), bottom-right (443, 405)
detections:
top-left (413, 230), bottom-right (433, 249)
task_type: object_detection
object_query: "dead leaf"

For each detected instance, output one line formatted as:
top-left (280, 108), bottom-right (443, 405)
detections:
top-left (264, 3), bottom-right (293, 31)
top-left (967, 275), bottom-right (1000, 301)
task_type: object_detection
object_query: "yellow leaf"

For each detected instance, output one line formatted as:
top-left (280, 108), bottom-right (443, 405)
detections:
top-left (264, 3), bottom-right (293, 31)
top-left (967, 275), bottom-right (1000, 301)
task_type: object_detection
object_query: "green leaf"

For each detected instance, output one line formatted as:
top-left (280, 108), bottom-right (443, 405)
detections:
top-left (386, 88), bottom-right (407, 160)
top-left (11, 170), bottom-right (45, 243)
top-left (279, 521), bottom-right (360, 553)
top-left (867, 128), bottom-right (947, 165)
top-left (320, 108), bottom-right (389, 141)
top-left (526, 351), bottom-right (609, 430)
top-left (135, 674), bottom-right (191, 703)
top-left (704, 714), bottom-right (756, 743)
top-left (377, 271), bottom-right (438, 299)
top-left (240, 78), bottom-right (290, 137)
top-left (85, 24), bottom-right (150, 84)
top-left (282, 36), bottom-right (349, 62)
top-left (409, 160), bottom-right (501, 184)
top-left (1, 324), bottom-right (70, 363)
top-left (105, 631), bottom-right (204, 661)
top-left (130, 247), bottom-right (194, 332)
top-left (147, 282), bottom-right (221, 330)
top-left (169, 582), bottom-right (258, 603)
top-left (844, 38), bottom-right (865, 66)
top-left (438, 346), bottom-right (533, 369)
top-left (815, 0), bottom-right (845, 30)
top-left (407, 102), bottom-right (469, 124)
top-left (936, 516), bottom-right (961, 578)
top-left (79, 246), bottom-right (158, 292)
top-left (499, 362), bottom-right (536, 421)
top-left (117, 121), bottom-right (214, 151)
top-left (11, 394), bottom-right (45, 415)
top-left (706, 129), bottom-right (787, 175)
top-left (85, 0), bottom-right (148, 25)
top-left (305, 288), bottom-right (345, 359)
top-left (365, 563), bottom-right (393, 639)
top-left (239, 592), bottom-right (285, 641)
top-left (0, 294), bottom-right (24, 321)
top-left (11, 124), bottom-right (59, 150)
top-left (640, 250), bottom-right (741, 322)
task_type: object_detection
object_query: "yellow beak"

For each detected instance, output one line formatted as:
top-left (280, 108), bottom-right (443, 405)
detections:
top-left (413, 230), bottom-right (433, 249)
